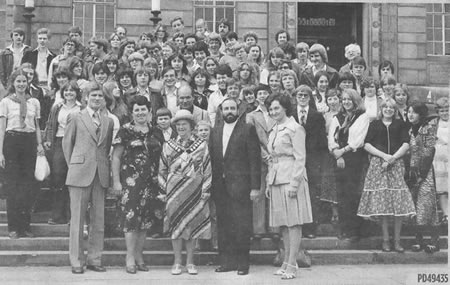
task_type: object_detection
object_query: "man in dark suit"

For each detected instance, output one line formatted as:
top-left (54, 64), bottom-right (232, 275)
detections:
top-left (210, 98), bottom-right (261, 275)
top-left (62, 84), bottom-right (114, 274)
top-left (293, 85), bottom-right (328, 238)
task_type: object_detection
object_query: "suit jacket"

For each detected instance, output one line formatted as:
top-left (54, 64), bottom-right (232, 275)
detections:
top-left (299, 65), bottom-right (339, 89)
top-left (209, 117), bottom-right (261, 200)
top-left (21, 48), bottom-right (56, 73)
top-left (62, 109), bottom-right (114, 188)
top-left (293, 107), bottom-right (328, 153)
top-left (246, 107), bottom-right (276, 164)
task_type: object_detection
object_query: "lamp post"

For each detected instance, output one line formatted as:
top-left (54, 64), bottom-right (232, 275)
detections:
top-left (23, 0), bottom-right (35, 46)
top-left (150, 0), bottom-right (161, 26)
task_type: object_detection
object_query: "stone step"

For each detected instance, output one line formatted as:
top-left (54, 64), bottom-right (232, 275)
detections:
top-left (0, 211), bottom-right (51, 224)
top-left (0, 249), bottom-right (445, 266)
top-left (0, 236), bottom-right (446, 251)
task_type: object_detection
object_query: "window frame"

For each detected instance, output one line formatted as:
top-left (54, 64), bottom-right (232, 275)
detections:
top-left (72, 0), bottom-right (117, 45)
top-left (426, 3), bottom-right (450, 56)
top-left (193, 1), bottom-right (236, 33)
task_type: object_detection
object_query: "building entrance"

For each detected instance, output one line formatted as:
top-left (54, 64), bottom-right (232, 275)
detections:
top-left (297, 3), bottom-right (362, 70)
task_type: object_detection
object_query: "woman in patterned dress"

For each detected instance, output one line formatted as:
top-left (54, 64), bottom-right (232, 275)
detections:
top-left (406, 102), bottom-right (440, 253)
top-left (111, 96), bottom-right (164, 273)
top-left (434, 97), bottom-right (448, 226)
top-left (357, 98), bottom-right (416, 252)
top-left (158, 109), bottom-right (211, 275)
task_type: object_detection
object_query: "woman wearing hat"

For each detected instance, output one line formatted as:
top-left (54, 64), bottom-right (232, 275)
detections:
top-left (111, 96), bottom-right (164, 273)
top-left (434, 97), bottom-right (448, 226)
top-left (158, 109), bottom-right (211, 275)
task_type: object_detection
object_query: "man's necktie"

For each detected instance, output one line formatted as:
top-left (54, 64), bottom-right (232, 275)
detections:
top-left (93, 112), bottom-right (101, 136)
top-left (300, 109), bottom-right (307, 125)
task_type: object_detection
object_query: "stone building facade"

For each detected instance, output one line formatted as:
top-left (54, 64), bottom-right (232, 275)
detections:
top-left (1, 1), bottom-right (448, 97)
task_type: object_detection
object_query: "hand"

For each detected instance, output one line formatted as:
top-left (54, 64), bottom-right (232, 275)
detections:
top-left (157, 194), bottom-right (167, 202)
top-left (109, 182), bottom-right (122, 196)
top-left (0, 154), bottom-right (4, 168)
top-left (37, 144), bottom-right (45, 156)
top-left (288, 188), bottom-right (297, 198)
top-left (43, 141), bottom-right (51, 150)
top-left (201, 192), bottom-right (210, 200)
top-left (381, 161), bottom-right (389, 170)
top-left (333, 149), bottom-right (344, 159)
top-left (265, 186), bottom-right (270, 199)
top-left (336, 157), bottom-right (345, 169)
top-left (386, 156), bottom-right (396, 165)
top-left (250, 189), bottom-right (259, 201)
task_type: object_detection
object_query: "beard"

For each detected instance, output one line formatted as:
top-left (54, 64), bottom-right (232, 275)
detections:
top-left (223, 113), bottom-right (238, 124)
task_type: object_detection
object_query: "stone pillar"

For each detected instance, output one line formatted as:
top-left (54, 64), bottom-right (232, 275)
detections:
top-left (366, 3), bottom-right (382, 78)
top-left (286, 2), bottom-right (297, 43)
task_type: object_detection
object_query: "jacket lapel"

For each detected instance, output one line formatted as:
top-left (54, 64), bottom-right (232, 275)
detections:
top-left (81, 109), bottom-right (99, 143)
top-left (224, 121), bottom-right (240, 159)
top-left (97, 111), bottom-right (109, 146)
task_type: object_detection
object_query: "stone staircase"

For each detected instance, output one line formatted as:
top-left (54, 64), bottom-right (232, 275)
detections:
top-left (0, 193), bottom-right (447, 267)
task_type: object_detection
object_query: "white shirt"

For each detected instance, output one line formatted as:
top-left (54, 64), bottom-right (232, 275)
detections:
top-left (297, 105), bottom-right (309, 124)
top-left (255, 105), bottom-right (269, 125)
top-left (165, 87), bottom-right (178, 116)
top-left (364, 96), bottom-right (378, 122)
top-left (7, 45), bottom-right (28, 70)
top-left (36, 48), bottom-right (51, 83)
top-left (222, 120), bottom-right (237, 156)
top-left (56, 102), bottom-right (81, 137)
top-left (162, 128), bottom-right (173, 142)
top-left (207, 89), bottom-right (225, 127)
top-left (312, 64), bottom-right (327, 77)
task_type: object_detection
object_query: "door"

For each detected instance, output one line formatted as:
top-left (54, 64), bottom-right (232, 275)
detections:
top-left (297, 3), bottom-right (362, 70)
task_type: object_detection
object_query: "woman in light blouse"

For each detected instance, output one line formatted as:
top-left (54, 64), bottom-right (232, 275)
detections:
top-left (328, 88), bottom-right (370, 241)
top-left (0, 69), bottom-right (45, 239)
top-left (44, 81), bottom-right (82, 225)
top-left (266, 95), bottom-right (312, 280)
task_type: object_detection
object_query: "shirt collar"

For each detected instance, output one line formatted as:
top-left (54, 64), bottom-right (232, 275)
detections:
top-left (86, 106), bottom-right (98, 117)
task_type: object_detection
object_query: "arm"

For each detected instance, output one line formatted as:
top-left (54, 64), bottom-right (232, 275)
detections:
top-left (43, 105), bottom-right (57, 149)
top-left (347, 113), bottom-right (370, 151)
top-left (327, 116), bottom-right (340, 152)
top-left (111, 144), bottom-right (124, 194)
top-left (0, 117), bottom-right (6, 168)
top-left (62, 113), bottom-right (76, 164)
top-left (247, 124), bottom-right (261, 200)
top-left (157, 145), bottom-right (169, 195)
top-left (419, 119), bottom-right (438, 179)
top-left (364, 143), bottom-right (389, 160)
top-left (207, 93), bottom-right (217, 127)
top-left (200, 144), bottom-right (212, 199)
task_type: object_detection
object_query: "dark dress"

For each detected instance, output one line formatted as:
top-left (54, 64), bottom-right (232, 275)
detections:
top-left (114, 122), bottom-right (164, 232)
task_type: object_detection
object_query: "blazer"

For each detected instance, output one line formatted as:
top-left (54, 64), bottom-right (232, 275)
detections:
top-left (0, 45), bottom-right (32, 87)
top-left (192, 105), bottom-right (210, 124)
top-left (21, 48), bottom-right (56, 73)
top-left (299, 65), bottom-right (339, 89)
top-left (209, 117), bottom-right (261, 200)
top-left (246, 107), bottom-right (276, 163)
top-left (292, 107), bottom-right (328, 153)
top-left (62, 109), bottom-right (114, 188)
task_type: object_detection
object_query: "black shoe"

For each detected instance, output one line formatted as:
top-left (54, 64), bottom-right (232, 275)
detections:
top-left (136, 263), bottom-right (149, 272)
top-left (86, 265), bottom-right (106, 272)
top-left (71, 267), bottom-right (84, 274)
top-left (20, 231), bottom-right (35, 238)
top-left (237, 269), bottom-right (249, 275)
top-left (126, 265), bottom-right (137, 274)
top-left (305, 234), bottom-right (316, 239)
top-left (215, 265), bottom-right (236, 273)
top-left (8, 231), bottom-right (19, 239)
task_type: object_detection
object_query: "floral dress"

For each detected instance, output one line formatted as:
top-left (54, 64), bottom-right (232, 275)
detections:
top-left (114, 123), bottom-right (164, 232)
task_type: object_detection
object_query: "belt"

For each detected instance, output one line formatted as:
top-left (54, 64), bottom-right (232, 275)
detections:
top-left (6, 130), bottom-right (35, 136)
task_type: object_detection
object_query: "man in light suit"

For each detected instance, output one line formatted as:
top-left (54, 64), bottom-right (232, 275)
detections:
top-left (246, 85), bottom-right (276, 240)
top-left (63, 84), bottom-right (114, 274)
top-left (177, 84), bottom-right (210, 124)
top-left (210, 98), bottom-right (261, 275)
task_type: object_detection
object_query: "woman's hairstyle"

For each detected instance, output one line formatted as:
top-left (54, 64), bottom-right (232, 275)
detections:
top-left (203, 56), bottom-right (219, 74)
top-left (172, 32), bottom-right (184, 41)
top-left (139, 32), bottom-right (154, 42)
top-left (337, 71), bottom-right (356, 90)
top-left (136, 41), bottom-right (152, 54)
top-left (268, 70), bottom-right (281, 84)
top-left (118, 39), bottom-right (136, 58)
top-left (350, 56), bottom-right (367, 70)
top-left (184, 33), bottom-right (198, 45)
top-left (408, 101), bottom-right (428, 122)
top-left (360, 77), bottom-right (379, 98)
top-left (309, 43), bottom-right (328, 63)
top-left (103, 54), bottom-right (119, 71)
top-left (245, 44), bottom-right (263, 65)
top-left (280, 69), bottom-right (298, 89)
top-left (243, 31), bottom-right (258, 43)
top-left (7, 69), bottom-right (30, 95)
top-left (50, 67), bottom-right (72, 90)
top-left (278, 59), bottom-right (293, 70)
top-left (295, 42), bottom-right (309, 55)
top-left (60, 80), bottom-right (82, 102)
top-left (67, 56), bottom-right (85, 79)
top-left (236, 62), bottom-right (257, 85)
top-left (380, 74), bottom-right (397, 88)
top-left (192, 41), bottom-right (210, 56)
top-left (133, 67), bottom-right (151, 85)
top-left (225, 77), bottom-right (241, 89)
top-left (181, 45), bottom-right (194, 56)
top-left (325, 88), bottom-right (342, 104)
top-left (313, 70), bottom-right (330, 88)
top-left (342, 88), bottom-right (365, 113)
top-left (154, 23), bottom-right (169, 42)
top-left (128, 94), bottom-right (152, 113)
top-left (265, 47), bottom-right (285, 70)
top-left (161, 66), bottom-right (175, 78)
top-left (215, 64), bottom-right (233, 78)
top-left (378, 60), bottom-right (395, 77)
top-left (163, 41), bottom-right (179, 54)
top-left (196, 120), bottom-right (212, 130)
top-left (167, 53), bottom-right (189, 76)
top-left (379, 97), bottom-right (398, 118)
top-left (92, 62), bottom-right (110, 77)
top-left (275, 29), bottom-right (290, 43)
top-left (108, 32), bottom-right (120, 43)
top-left (393, 84), bottom-right (410, 105)
top-left (190, 68), bottom-right (211, 90)
top-left (116, 68), bottom-right (135, 89)
top-left (265, 94), bottom-right (293, 117)
top-left (344, 43), bottom-right (361, 60)
top-left (143, 57), bottom-right (160, 80)
top-left (20, 62), bottom-right (39, 86)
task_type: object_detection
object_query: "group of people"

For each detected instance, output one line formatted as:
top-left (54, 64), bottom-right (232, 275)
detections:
top-left (0, 15), bottom-right (447, 280)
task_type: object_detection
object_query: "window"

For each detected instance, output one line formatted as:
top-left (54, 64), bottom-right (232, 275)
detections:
top-left (73, 0), bottom-right (116, 45)
top-left (194, 1), bottom-right (236, 33)
top-left (426, 3), bottom-right (450, 55)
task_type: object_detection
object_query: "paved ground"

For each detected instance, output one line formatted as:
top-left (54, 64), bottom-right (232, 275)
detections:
top-left (0, 264), bottom-right (448, 285)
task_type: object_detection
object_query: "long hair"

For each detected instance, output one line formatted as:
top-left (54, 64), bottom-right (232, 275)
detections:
top-left (7, 69), bottom-right (30, 95)
top-left (236, 62), bottom-right (257, 86)
top-left (190, 68), bottom-right (211, 90)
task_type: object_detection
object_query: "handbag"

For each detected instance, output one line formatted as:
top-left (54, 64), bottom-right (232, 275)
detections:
top-left (34, 155), bottom-right (51, 181)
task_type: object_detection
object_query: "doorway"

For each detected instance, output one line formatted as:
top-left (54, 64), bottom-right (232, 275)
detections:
top-left (297, 3), bottom-right (363, 70)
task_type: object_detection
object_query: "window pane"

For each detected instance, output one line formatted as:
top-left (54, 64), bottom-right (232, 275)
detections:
top-left (445, 42), bottom-right (450, 55)
top-left (446, 28), bottom-right (450, 40)
top-left (216, 1), bottom-right (225, 6)
top-left (434, 28), bottom-right (443, 41)
top-left (427, 28), bottom-right (434, 40)
top-left (427, 14), bottom-right (433, 27)
top-left (434, 15), bottom-right (442, 27)
top-left (445, 4), bottom-right (450, 13)
top-left (426, 4), bottom-right (433, 12)
top-left (74, 4), bottom-right (83, 17)
top-left (195, 7), bottom-right (203, 19)
top-left (436, 42), bottom-right (443, 54)
top-left (105, 20), bottom-right (114, 33)
top-left (96, 5), bottom-right (104, 18)
top-left (85, 3), bottom-right (93, 18)
top-left (105, 5), bottom-right (114, 18)
top-left (225, 8), bottom-right (234, 25)
top-left (205, 8), bottom-right (214, 22)
top-left (445, 15), bottom-right (450, 28)
top-left (434, 3), bottom-right (442, 12)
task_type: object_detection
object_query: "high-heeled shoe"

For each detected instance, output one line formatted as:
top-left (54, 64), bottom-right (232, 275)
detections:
top-left (126, 265), bottom-right (137, 274)
top-left (281, 263), bottom-right (298, 280)
top-left (393, 241), bottom-right (404, 253)
top-left (274, 262), bottom-right (288, 276)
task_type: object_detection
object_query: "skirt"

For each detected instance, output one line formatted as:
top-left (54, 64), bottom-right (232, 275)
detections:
top-left (269, 179), bottom-right (313, 227)
top-left (357, 156), bottom-right (416, 218)
top-left (319, 153), bottom-right (338, 204)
